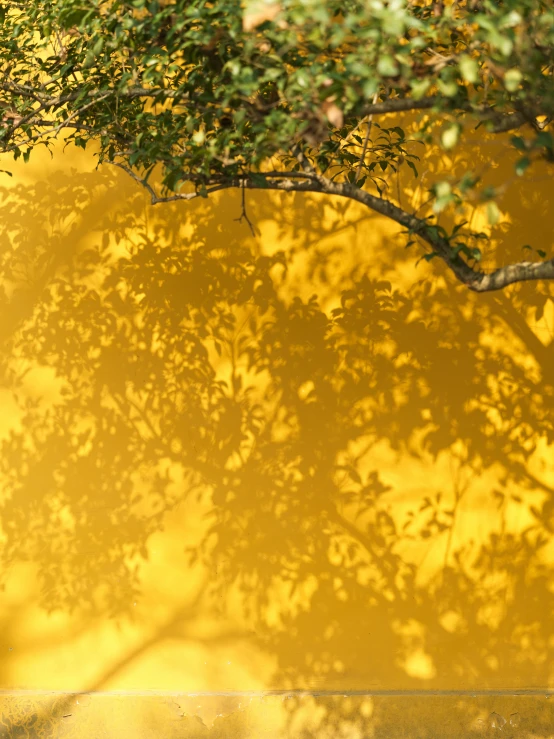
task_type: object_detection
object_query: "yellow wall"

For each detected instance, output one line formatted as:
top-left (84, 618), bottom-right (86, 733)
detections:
top-left (0, 131), bottom-right (553, 736)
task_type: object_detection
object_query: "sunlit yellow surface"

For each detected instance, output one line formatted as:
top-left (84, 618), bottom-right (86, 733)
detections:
top-left (0, 128), bottom-right (553, 736)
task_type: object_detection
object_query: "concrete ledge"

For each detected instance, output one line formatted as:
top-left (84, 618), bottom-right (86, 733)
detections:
top-left (1, 692), bottom-right (553, 738)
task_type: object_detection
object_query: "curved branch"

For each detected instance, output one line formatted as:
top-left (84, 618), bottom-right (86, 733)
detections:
top-left (111, 167), bottom-right (553, 293)
top-left (241, 175), bottom-right (554, 292)
top-left (242, 174), bottom-right (480, 286)
top-left (109, 161), bottom-right (234, 202)
top-left (467, 259), bottom-right (554, 292)
top-left (360, 96), bottom-right (534, 134)
top-left (486, 111), bottom-right (528, 134)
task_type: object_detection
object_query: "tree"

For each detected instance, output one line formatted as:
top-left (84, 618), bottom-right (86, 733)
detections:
top-left (0, 0), bottom-right (552, 292)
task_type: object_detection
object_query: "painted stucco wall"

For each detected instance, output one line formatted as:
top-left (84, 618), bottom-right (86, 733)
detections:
top-left (0, 129), bottom-right (553, 736)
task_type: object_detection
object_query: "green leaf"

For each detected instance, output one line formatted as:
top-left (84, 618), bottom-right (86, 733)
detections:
top-left (458, 55), bottom-right (478, 84)
top-left (504, 68), bottom-right (522, 92)
top-left (498, 36), bottom-right (513, 57)
top-left (92, 37), bottom-right (104, 57)
top-left (481, 185), bottom-right (497, 201)
top-left (441, 124), bottom-right (460, 150)
top-left (377, 55), bottom-right (399, 77)
top-left (437, 79), bottom-right (459, 97)
top-left (451, 221), bottom-right (468, 236)
top-left (501, 10), bottom-right (522, 27)
top-left (362, 79), bottom-right (378, 98)
top-left (410, 79), bottom-right (431, 100)
top-left (534, 131), bottom-right (553, 150)
top-left (82, 51), bottom-right (96, 69)
top-left (435, 181), bottom-right (451, 199)
top-left (0, 0), bottom-right (547, 290)
top-left (433, 178), bottom-right (453, 212)
top-left (515, 156), bottom-right (530, 176)
top-left (459, 172), bottom-right (478, 193)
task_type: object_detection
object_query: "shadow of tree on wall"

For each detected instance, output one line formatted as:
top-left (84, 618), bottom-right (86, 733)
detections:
top-left (0, 159), bottom-right (554, 737)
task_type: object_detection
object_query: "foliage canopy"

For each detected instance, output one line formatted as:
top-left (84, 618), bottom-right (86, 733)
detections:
top-left (0, 0), bottom-right (552, 291)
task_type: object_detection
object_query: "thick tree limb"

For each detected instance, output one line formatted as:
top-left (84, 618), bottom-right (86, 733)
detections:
top-left (117, 166), bottom-right (553, 294)
top-left (340, 95), bottom-right (535, 133)
top-left (467, 260), bottom-right (554, 292)
top-left (485, 111), bottom-right (529, 134)
top-left (241, 175), bottom-right (554, 292)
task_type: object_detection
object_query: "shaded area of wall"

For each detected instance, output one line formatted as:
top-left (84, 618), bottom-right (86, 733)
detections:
top-left (0, 130), bottom-right (553, 736)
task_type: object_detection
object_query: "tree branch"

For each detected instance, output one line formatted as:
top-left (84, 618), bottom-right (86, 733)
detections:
top-left (0, 83), bottom-right (537, 137)
top-left (234, 179), bottom-right (257, 236)
top-left (109, 166), bottom-right (554, 293)
top-left (483, 111), bottom-right (528, 134)
top-left (0, 83), bottom-right (186, 104)
top-left (467, 259), bottom-right (554, 292)
top-left (243, 174), bottom-right (554, 292)
top-left (358, 96), bottom-right (534, 133)
top-left (108, 161), bottom-right (235, 203)
top-left (360, 96), bottom-right (440, 116)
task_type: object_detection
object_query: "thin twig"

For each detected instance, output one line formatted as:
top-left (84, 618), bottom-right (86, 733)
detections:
top-left (0, 92), bottom-right (114, 151)
top-left (291, 143), bottom-right (316, 174)
top-left (108, 161), bottom-right (235, 203)
top-left (234, 179), bottom-right (257, 236)
top-left (356, 92), bottom-right (379, 182)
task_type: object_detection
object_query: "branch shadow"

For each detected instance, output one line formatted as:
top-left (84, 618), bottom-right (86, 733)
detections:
top-left (0, 155), bottom-right (553, 736)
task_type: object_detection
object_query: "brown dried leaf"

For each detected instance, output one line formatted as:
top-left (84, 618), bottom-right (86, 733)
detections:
top-left (1, 111), bottom-right (22, 125)
top-left (322, 101), bottom-right (344, 128)
top-left (243, 1), bottom-right (282, 31)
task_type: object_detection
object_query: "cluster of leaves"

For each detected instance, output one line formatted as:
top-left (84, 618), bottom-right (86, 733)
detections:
top-left (0, 0), bottom-right (549, 162)
top-left (0, 0), bottom-right (552, 289)
top-left (1, 0), bottom-right (552, 166)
